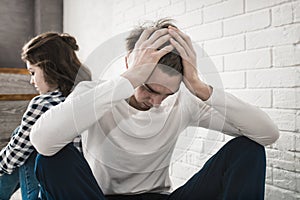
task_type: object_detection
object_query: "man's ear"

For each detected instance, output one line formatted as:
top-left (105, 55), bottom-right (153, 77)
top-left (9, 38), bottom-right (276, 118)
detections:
top-left (125, 51), bottom-right (132, 69)
top-left (125, 55), bottom-right (128, 69)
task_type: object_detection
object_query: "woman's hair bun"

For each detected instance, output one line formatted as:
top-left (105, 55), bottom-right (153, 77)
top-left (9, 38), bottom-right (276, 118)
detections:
top-left (60, 33), bottom-right (79, 51)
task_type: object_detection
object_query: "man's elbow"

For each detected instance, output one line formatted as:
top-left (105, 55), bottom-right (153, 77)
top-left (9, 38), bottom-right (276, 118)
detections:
top-left (30, 129), bottom-right (55, 156)
top-left (262, 124), bottom-right (280, 146)
top-left (270, 127), bottom-right (280, 144)
top-left (31, 142), bottom-right (56, 157)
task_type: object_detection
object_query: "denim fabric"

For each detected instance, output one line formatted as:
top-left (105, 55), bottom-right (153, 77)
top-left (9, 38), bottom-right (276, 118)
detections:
top-left (0, 126), bottom-right (39, 200)
top-left (19, 152), bottom-right (39, 200)
top-left (36, 137), bottom-right (266, 200)
top-left (0, 169), bottom-right (19, 200)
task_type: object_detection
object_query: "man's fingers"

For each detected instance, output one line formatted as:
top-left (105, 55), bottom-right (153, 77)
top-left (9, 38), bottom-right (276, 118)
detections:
top-left (136, 28), bottom-right (169, 51)
top-left (170, 37), bottom-right (188, 58)
top-left (169, 29), bottom-right (191, 55)
top-left (135, 28), bottom-right (156, 48)
top-left (169, 26), bottom-right (193, 47)
top-left (155, 44), bottom-right (174, 62)
top-left (151, 34), bottom-right (171, 50)
top-left (168, 27), bottom-right (196, 55)
top-left (154, 44), bottom-right (174, 58)
top-left (147, 28), bottom-right (169, 45)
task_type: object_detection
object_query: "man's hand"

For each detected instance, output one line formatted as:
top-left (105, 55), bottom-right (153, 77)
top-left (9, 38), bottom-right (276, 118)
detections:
top-left (168, 27), bottom-right (212, 101)
top-left (122, 28), bottom-right (174, 88)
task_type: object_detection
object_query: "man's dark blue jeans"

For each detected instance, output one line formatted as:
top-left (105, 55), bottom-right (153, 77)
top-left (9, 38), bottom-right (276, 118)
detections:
top-left (35, 136), bottom-right (266, 200)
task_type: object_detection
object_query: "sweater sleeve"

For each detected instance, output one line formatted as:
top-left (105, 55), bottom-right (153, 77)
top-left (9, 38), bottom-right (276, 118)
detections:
top-left (30, 77), bottom-right (134, 156)
top-left (189, 88), bottom-right (279, 146)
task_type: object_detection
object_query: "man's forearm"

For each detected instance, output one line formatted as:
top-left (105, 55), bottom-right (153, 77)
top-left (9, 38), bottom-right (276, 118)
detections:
top-left (185, 77), bottom-right (213, 101)
top-left (30, 77), bottom-right (134, 156)
top-left (204, 88), bottom-right (279, 146)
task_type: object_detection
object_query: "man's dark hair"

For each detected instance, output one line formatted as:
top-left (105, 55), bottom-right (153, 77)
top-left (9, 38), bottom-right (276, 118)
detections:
top-left (126, 19), bottom-right (183, 76)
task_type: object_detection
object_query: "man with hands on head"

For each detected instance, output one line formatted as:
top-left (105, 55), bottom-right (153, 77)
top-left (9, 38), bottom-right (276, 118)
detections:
top-left (30, 19), bottom-right (279, 200)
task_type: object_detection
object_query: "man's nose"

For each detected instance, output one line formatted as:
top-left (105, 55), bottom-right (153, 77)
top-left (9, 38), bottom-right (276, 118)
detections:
top-left (150, 95), bottom-right (164, 107)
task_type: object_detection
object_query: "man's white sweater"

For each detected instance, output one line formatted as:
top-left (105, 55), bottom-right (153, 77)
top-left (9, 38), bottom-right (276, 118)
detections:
top-left (30, 77), bottom-right (279, 195)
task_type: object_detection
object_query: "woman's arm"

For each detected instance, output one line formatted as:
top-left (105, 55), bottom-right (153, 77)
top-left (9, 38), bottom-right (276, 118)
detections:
top-left (0, 92), bottom-right (63, 175)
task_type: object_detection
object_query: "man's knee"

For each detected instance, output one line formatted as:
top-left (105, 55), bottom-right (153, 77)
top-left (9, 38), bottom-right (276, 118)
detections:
top-left (35, 144), bottom-right (77, 182)
top-left (226, 136), bottom-right (266, 162)
top-left (230, 136), bottom-right (265, 151)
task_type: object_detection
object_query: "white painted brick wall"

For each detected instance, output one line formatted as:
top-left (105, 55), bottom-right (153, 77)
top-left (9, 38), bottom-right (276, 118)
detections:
top-left (145, 0), bottom-right (169, 13)
top-left (223, 9), bottom-right (270, 36)
top-left (65, 0), bottom-right (300, 199)
top-left (124, 4), bottom-right (145, 21)
top-left (265, 185), bottom-right (300, 200)
top-left (245, 0), bottom-right (290, 12)
top-left (273, 168), bottom-right (297, 191)
top-left (272, 131), bottom-right (295, 151)
top-left (203, 0), bottom-right (244, 23)
top-left (246, 24), bottom-right (300, 49)
top-left (273, 44), bottom-right (300, 67)
top-left (224, 48), bottom-right (272, 71)
top-left (296, 152), bottom-right (300, 173)
top-left (296, 135), bottom-right (300, 152)
top-left (267, 148), bottom-right (296, 171)
top-left (273, 88), bottom-right (300, 109)
top-left (293, 1), bottom-right (300, 22)
top-left (171, 162), bottom-right (199, 180)
top-left (272, 3), bottom-right (293, 27)
top-left (247, 67), bottom-right (300, 88)
top-left (263, 109), bottom-right (297, 131)
top-left (296, 173), bottom-right (300, 192)
top-left (198, 56), bottom-right (223, 73)
top-left (187, 21), bottom-right (222, 42)
top-left (157, 1), bottom-right (185, 17)
top-left (297, 111), bottom-right (300, 132)
top-left (176, 10), bottom-right (202, 29)
top-left (219, 71), bottom-right (245, 89)
top-left (228, 89), bottom-right (272, 108)
top-left (204, 35), bottom-right (245, 56)
top-left (186, 0), bottom-right (222, 11)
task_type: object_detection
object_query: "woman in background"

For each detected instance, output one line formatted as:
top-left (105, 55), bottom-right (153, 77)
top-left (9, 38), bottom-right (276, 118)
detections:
top-left (0, 32), bottom-right (91, 200)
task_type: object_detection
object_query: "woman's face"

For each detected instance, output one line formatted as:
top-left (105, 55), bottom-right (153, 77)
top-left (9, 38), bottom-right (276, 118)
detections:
top-left (26, 61), bottom-right (57, 94)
